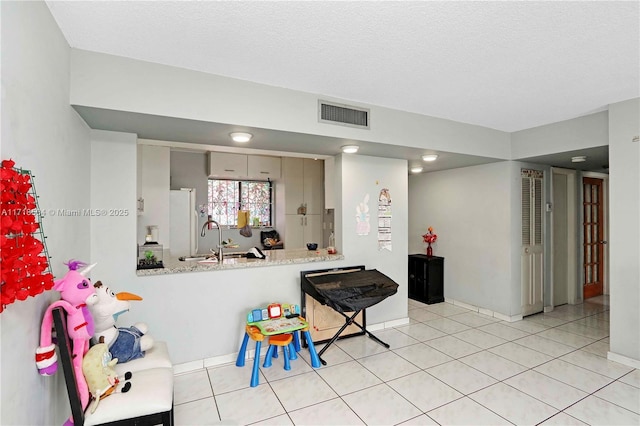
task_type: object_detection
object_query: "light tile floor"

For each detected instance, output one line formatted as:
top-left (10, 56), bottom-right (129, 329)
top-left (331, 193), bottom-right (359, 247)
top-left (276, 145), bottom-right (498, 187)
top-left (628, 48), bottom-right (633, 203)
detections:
top-left (173, 295), bottom-right (640, 425)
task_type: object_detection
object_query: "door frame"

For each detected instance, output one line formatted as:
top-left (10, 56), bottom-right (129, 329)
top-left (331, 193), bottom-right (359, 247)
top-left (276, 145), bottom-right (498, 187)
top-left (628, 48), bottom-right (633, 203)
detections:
top-left (550, 168), bottom-right (578, 306)
top-left (581, 171), bottom-right (610, 298)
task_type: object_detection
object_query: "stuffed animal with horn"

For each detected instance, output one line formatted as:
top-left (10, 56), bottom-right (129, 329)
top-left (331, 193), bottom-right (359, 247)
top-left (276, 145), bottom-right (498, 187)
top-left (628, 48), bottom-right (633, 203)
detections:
top-left (35, 260), bottom-right (98, 414)
top-left (89, 281), bottom-right (154, 363)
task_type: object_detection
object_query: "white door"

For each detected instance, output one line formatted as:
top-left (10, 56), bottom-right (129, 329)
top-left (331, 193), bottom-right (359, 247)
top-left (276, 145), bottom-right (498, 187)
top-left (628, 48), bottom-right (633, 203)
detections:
top-left (521, 170), bottom-right (544, 316)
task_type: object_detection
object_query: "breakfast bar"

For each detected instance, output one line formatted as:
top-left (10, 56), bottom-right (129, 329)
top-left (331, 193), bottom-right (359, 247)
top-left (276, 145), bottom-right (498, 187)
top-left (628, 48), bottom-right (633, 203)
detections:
top-left (136, 248), bottom-right (344, 276)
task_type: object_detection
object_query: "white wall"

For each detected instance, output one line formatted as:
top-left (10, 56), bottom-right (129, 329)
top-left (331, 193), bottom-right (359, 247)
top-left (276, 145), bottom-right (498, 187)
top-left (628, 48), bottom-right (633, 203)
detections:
top-left (511, 111), bottom-right (609, 158)
top-left (408, 161), bottom-right (519, 316)
top-left (339, 154), bottom-right (409, 323)
top-left (608, 98), bottom-right (640, 365)
top-left (90, 130), bottom-right (138, 280)
top-left (1, 2), bottom-right (91, 424)
top-left (69, 49), bottom-right (511, 159)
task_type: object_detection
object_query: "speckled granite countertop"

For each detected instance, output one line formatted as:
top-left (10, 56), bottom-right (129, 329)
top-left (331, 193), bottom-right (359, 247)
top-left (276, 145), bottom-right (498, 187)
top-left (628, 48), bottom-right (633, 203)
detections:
top-left (136, 248), bottom-right (344, 276)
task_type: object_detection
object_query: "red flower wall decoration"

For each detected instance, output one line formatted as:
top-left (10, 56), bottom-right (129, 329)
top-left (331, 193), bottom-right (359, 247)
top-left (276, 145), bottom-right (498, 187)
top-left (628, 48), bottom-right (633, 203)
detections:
top-left (0, 159), bottom-right (54, 313)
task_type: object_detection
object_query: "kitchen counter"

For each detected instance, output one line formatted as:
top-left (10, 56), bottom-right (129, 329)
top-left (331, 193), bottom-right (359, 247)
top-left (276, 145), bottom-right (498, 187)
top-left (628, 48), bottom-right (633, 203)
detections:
top-left (136, 248), bottom-right (344, 276)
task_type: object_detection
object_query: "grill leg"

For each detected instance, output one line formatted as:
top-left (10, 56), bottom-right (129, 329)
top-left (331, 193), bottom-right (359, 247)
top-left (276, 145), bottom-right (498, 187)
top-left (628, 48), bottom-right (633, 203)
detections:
top-left (316, 310), bottom-right (362, 365)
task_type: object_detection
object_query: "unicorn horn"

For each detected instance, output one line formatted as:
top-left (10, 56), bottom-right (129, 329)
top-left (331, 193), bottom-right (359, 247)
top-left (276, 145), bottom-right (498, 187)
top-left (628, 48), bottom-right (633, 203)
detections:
top-left (79, 263), bottom-right (98, 276)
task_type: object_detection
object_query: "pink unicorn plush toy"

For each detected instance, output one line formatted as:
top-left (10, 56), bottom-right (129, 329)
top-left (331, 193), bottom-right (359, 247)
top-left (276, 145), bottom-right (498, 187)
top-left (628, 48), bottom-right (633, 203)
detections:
top-left (35, 260), bottom-right (98, 416)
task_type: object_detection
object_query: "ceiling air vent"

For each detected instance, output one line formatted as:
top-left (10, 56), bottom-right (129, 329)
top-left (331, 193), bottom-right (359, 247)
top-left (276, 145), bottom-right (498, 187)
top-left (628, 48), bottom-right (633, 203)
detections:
top-left (318, 100), bottom-right (370, 129)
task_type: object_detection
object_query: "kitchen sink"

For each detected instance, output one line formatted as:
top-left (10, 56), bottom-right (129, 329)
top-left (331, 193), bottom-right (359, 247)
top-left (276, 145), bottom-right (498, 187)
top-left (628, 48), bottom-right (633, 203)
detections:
top-left (178, 254), bottom-right (216, 262)
top-left (178, 251), bottom-right (248, 261)
top-left (224, 252), bottom-right (247, 259)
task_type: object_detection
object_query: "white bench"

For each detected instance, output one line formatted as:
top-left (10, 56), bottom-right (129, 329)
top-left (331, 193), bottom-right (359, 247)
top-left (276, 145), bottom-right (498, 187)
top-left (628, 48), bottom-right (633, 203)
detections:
top-left (52, 308), bottom-right (174, 426)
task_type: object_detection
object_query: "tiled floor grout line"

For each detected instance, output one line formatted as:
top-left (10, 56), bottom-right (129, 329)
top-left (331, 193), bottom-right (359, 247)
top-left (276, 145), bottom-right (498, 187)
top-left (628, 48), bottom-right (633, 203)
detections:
top-left (180, 296), bottom-right (636, 425)
top-left (400, 300), bottom-right (620, 424)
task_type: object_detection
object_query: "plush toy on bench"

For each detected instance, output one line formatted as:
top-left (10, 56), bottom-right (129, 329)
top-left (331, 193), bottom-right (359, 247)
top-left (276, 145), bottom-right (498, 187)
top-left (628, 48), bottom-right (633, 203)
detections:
top-left (89, 281), bottom-right (154, 363)
top-left (82, 343), bottom-right (133, 414)
top-left (35, 260), bottom-right (98, 415)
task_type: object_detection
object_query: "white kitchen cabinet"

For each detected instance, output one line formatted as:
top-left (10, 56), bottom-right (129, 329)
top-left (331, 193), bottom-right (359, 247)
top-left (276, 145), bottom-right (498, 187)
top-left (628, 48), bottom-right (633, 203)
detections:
top-left (208, 152), bottom-right (247, 178)
top-left (209, 153), bottom-right (281, 180)
top-left (303, 159), bottom-right (324, 214)
top-left (284, 214), bottom-right (323, 248)
top-left (138, 144), bottom-right (170, 245)
top-left (283, 158), bottom-right (324, 214)
top-left (283, 158), bottom-right (304, 214)
top-left (248, 155), bottom-right (281, 179)
top-left (283, 157), bottom-right (324, 248)
top-left (324, 156), bottom-right (335, 209)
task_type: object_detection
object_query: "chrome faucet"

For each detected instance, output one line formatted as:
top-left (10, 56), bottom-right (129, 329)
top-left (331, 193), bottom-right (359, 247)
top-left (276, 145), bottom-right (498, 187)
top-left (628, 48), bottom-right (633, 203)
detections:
top-left (200, 219), bottom-right (223, 261)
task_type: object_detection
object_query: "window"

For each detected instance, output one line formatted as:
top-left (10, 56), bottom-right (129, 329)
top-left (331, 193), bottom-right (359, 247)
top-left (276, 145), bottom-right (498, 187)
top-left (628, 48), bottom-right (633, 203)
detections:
top-left (207, 179), bottom-right (272, 226)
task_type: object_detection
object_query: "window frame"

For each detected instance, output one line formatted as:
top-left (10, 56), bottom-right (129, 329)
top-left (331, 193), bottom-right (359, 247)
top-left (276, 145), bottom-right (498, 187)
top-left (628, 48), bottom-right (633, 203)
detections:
top-left (207, 178), bottom-right (273, 227)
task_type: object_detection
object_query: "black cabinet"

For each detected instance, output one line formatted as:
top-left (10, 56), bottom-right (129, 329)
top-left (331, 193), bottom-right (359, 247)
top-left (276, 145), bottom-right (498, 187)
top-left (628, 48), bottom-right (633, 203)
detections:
top-left (408, 255), bottom-right (444, 304)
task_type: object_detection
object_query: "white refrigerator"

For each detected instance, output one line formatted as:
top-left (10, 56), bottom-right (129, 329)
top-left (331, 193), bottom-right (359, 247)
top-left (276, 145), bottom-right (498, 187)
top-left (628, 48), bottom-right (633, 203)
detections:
top-left (169, 188), bottom-right (198, 257)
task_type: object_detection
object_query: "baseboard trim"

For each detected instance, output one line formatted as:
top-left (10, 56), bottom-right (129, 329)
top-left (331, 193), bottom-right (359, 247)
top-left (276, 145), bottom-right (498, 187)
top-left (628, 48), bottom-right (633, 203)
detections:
top-left (174, 316), bottom-right (410, 374)
top-left (204, 353), bottom-right (238, 369)
top-left (607, 351), bottom-right (640, 369)
top-left (174, 359), bottom-right (204, 375)
top-left (446, 298), bottom-right (521, 322)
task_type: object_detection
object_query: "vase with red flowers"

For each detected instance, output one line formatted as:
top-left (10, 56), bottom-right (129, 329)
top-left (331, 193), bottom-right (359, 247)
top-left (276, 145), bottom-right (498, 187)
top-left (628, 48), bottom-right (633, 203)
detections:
top-left (422, 227), bottom-right (438, 257)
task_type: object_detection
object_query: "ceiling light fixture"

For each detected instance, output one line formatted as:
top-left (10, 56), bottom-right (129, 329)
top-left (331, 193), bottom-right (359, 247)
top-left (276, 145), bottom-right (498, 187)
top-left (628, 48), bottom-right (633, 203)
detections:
top-left (410, 166), bottom-right (424, 174)
top-left (571, 155), bottom-right (587, 163)
top-left (422, 154), bottom-right (439, 162)
top-left (341, 145), bottom-right (359, 154)
top-left (229, 132), bottom-right (253, 143)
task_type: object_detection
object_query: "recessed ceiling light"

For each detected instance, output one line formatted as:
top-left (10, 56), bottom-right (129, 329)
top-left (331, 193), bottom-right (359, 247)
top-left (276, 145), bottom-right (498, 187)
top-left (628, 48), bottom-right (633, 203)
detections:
top-left (571, 155), bottom-right (587, 163)
top-left (341, 145), bottom-right (359, 154)
top-left (229, 132), bottom-right (253, 143)
top-left (422, 154), bottom-right (438, 162)
top-left (410, 166), bottom-right (424, 174)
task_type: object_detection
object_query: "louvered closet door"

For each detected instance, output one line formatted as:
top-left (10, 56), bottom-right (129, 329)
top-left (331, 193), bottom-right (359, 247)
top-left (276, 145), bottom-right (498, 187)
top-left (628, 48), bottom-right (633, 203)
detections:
top-left (521, 170), bottom-right (544, 316)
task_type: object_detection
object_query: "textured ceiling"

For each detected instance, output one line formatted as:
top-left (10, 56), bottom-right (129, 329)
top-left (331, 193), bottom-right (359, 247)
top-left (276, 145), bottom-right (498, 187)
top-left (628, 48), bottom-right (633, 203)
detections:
top-left (47, 1), bottom-right (639, 133)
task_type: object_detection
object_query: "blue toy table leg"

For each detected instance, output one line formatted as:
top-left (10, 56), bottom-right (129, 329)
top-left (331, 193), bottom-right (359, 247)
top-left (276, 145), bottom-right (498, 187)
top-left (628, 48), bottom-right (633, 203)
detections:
top-left (293, 331), bottom-right (301, 352)
top-left (250, 340), bottom-right (262, 387)
top-left (302, 330), bottom-right (321, 368)
top-left (282, 346), bottom-right (291, 371)
top-left (288, 342), bottom-right (298, 360)
top-left (236, 332), bottom-right (250, 367)
top-left (263, 345), bottom-right (276, 368)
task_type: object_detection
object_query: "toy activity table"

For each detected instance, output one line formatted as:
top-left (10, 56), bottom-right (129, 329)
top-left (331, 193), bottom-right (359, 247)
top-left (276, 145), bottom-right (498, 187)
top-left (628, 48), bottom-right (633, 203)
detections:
top-left (236, 314), bottom-right (321, 387)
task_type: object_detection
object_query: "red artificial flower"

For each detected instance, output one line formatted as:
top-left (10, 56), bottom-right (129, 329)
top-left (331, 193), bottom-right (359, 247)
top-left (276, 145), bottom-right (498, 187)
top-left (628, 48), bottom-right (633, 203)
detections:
top-left (2, 159), bottom-right (15, 168)
top-left (15, 288), bottom-right (29, 301)
top-left (1, 158), bottom-right (53, 312)
top-left (422, 226), bottom-right (438, 244)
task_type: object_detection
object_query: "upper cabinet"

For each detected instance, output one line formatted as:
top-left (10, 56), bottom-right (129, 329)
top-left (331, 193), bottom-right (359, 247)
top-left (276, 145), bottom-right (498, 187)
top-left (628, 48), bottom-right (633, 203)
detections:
top-left (248, 155), bottom-right (281, 179)
top-left (208, 152), bottom-right (247, 179)
top-left (208, 152), bottom-right (281, 180)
